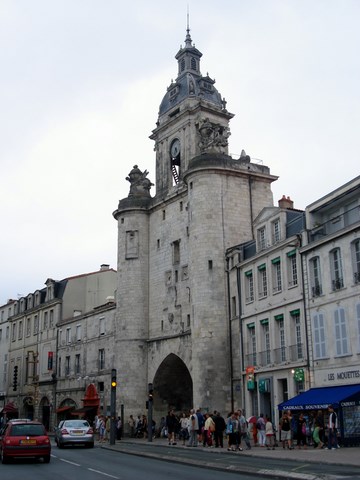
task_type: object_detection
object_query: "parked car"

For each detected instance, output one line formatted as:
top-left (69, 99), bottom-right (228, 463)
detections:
top-left (55, 419), bottom-right (94, 448)
top-left (0, 419), bottom-right (51, 463)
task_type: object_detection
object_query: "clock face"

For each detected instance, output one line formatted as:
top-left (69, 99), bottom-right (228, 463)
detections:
top-left (170, 139), bottom-right (180, 158)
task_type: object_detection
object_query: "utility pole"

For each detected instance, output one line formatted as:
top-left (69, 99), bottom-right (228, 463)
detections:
top-left (110, 369), bottom-right (117, 445)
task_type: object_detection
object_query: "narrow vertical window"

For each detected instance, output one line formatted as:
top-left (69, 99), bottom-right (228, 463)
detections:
top-left (313, 312), bottom-right (327, 359)
top-left (245, 271), bottom-right (254, 302)
top-left (75, 354), bottom-right (81, 375)
top-left (258, 265), bottom-right (267, 298)
top-left (352, 239), bottom-right (360, 284)
top-left (65, 356), bottom-right (70, 376)
top-left (272, 219), bottom-right (281, 244)
top-left (278, 318), bottom-right (286, 362)
top-left (173, 240), bottom-right (180, 264)
top-left (330, 248), bottom-right (344, 291)
top-left (66, 327), bottom-right (71, 344)
top-left (99, 349), bottom-right (105, 370)
top-left (272, 258), bottom-right (282, 293)
top-left (231, 296), bottom-right (236, 318)
top-left (248, 326), bottom-right (257, 366)
top-left (334, 307), bottom-right (349, 356)
top-left (76, 325), bottom-right (82, 342)
top-left (310, 257), bottom-right (322, 297)
top-left (287, 250), bottom-right (298, 287)
top-left (258, 227), bottom-right (266, 250)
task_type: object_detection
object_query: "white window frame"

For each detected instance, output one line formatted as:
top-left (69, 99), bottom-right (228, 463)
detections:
top-left (66, 327), bottom-right (71, 344)
top-left (258, 267), bottom-right (267, 298)
top-left (352, 239), bottom-right (360, 284)
top-left (272, 218), bottom-right (281, 244)
top-left (76, 324), bottom-right (82, 342)
top-left (288, 253), bottom-right (298, 287)
top-left (310, 256), bottom-right (322, 297)
top-left (272, 260), bottom-right (282, 293)
top-left (245, 271), bottom-right (254, 303)
top-left (99, 317), bottom-right (105, 336)
top-left (258, 227), bottom-right (266, 251)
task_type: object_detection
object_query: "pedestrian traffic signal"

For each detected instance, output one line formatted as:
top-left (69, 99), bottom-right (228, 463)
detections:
top-left (13, 365), bottom-right (18, 391)
top-left (111, 369), bottom-right (117, 389)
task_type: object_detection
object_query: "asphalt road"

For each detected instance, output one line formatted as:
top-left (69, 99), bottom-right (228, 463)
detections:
top-left (0, 443), bottom-right (261, 480)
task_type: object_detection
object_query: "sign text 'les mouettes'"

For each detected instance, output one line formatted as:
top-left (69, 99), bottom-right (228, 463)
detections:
top-left (327, 369), bottom-right (360, 381)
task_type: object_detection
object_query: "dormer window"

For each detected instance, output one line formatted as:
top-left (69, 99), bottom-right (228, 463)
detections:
top-left (169, 86), bottom-right (179, 101)
top-left (201, 80), bottom-right (213, 92)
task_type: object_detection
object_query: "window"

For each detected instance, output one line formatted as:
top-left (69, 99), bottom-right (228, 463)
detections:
top-left (330, 248), bottom-right (344, 291)
top-left (43, 311), bottom-right (48, 330)
top-left (313, 312), bottom-right (327, 359)
top-left (75, 354), bottom-right (81, 375)
top-left (231, 296), bottom-right (236, 318)
top-left (34, 315), bottom-right (39, 335)
top-left (291, 311), bottom-right (303, 359)
top-left (99, 317), bottom-right (105, 336)
top-left (258, 227), bottom-right (266, 250)
top-left (26, 318), bottom-right (31, 336)
top-left (99, 349), bottom-right (105, 370)
top-left (65, 356), bottom-right (70, 376)
top-left (173, 240), bottom-right (180, 264)
top-left (0, 328), bottom-right (2, 341)
top-left (191, 57), bottom-right (196, 70)
top-left (6, 326), bottom-right (9, 339)
top-left (310, 257), bottom-right (322, 297)
top-left (272, 258), bottom-right (282, 293)
top-left (352, 239), bottom-right (360, 284)
top-left (66, 327), bottom-right (71, 344)
top-left (262, 322), bottom-right (271, 365)
top-left (11, 323), bottom-right (16, 342)
top-left (58, 357), bottom-right (61, 377)
top-left (334, 307), bottom-right (349, 356)
top-left (258, 265), bottom-right (267, 298)
top-left (272, 219), bottom-right (281, 244)
top-left (248, 326), bottom-right (257, 366)
top-left (278, 319), bottom-right (286, 362)
top-left (18, 320), bottom-right (23, 340)
top-left (125, 230), bottom-right (139, 259)
top-left (287, 250), bottom-right (298, 287)
top-left (245, 271), bottom-right (254, 302)
top-left (76, 325), bottom-right (81, 342)
top-left (49, 309), bottom-right (54, 328)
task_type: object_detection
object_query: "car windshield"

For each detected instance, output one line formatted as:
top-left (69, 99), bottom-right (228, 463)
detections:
top-left (64, 421), bottom-right (89, 428)
top-left (11, 424), bottom-right (46, 436)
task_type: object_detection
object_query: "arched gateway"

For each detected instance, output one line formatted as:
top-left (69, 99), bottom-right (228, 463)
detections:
top-left (152, 354), bottom-right (193, 417)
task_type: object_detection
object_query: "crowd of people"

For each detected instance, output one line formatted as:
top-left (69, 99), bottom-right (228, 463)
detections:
top-left (94, 405), bottom-right (340, 452)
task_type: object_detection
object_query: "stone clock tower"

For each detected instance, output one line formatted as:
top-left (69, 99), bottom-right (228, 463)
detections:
top-left (113, 28), bottom-right (277, 418)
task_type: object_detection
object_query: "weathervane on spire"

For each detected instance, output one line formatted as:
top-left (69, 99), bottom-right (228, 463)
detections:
top-left (185, 5), bottom-right (192, 47)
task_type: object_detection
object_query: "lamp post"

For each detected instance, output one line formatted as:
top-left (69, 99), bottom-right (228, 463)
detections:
top-left (147, 383), bottom-right (153, 443)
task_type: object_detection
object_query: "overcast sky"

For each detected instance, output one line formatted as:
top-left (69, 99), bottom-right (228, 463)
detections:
top-left (1, 0), bottom-right (359, 306)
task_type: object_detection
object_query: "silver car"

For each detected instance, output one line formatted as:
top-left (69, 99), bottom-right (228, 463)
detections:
top-left (55, 419), bottom-right (94, 448)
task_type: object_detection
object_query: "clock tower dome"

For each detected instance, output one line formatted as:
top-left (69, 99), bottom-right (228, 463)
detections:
top-left (150, 27), bottom-right (234, 196)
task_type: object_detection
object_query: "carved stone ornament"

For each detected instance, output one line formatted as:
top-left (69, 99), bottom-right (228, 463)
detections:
top-left (198, 118), bottom-right (231, 154)
top-left (126, 165), bottom-right (154, 198)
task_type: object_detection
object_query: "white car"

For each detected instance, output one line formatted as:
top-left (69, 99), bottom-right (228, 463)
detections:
top-left (55, 419), bottom-right (94, 448)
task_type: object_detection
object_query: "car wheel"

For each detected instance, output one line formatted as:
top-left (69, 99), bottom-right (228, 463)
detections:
top-left (43, 455), bottom-right (51, 463)
top-left (87, 443), bottom-right (94, 448)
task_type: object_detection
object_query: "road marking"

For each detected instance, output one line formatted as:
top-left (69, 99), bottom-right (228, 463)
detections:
top-left (88, 468), bottom-right (119, 479)
top-left (59, 458), bottom-right (81, 466)
top-left (258, 469), bottom-right (320, 479)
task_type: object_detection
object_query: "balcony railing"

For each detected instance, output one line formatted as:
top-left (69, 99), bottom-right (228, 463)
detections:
top-left (332, 278), bottom-right (344, 291)
top-left (312, 284), bottom-right (322, 297)
top-left (244, 343), bottom-right (305, 368)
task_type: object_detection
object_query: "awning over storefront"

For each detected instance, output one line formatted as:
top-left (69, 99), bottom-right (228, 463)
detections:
top-left (70, 406), bottom-right (96, 416)
top-left (0, 402), bottom-right (18, 414)
top-left (278, 384), bottom-right (360, 411)
top-left (55, 406), bottom-right (75, 413)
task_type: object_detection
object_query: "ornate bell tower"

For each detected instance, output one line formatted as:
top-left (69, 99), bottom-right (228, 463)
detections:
top-left (150, 27), bottom-right (234, 196)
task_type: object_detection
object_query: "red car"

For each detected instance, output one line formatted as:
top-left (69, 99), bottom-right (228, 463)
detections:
top-left (0, 419), bottom-right (51, 463)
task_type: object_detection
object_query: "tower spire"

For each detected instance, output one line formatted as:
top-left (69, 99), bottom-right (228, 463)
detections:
top-left (185, 5), bottom-right (192, 48)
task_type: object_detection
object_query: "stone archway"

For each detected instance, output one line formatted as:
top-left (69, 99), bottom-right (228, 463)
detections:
top-left (152, 354), bottom-right (193, 418)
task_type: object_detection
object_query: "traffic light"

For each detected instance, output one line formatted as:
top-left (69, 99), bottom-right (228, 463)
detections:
top-left (111, 369), bottom-right (117, 390)
top-left (13, 365), bottom-right (18, 391)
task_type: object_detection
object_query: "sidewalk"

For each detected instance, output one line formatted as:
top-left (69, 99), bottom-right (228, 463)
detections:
top-left (101, 435), bottom-right (360, 471)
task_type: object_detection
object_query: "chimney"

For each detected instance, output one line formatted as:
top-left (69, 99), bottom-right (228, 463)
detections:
top-left (278, 195), bottom-right (294, 209)
top-left (100, 264), bottom-right (110, 271)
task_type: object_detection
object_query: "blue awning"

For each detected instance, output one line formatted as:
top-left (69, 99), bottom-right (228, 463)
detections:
top-left (278, 384), bottom-right (360, 411)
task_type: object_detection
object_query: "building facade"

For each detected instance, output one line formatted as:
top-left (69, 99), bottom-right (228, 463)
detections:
top-left (4, 265), bottom-right (116, 429)
top-left (113, 29), bottom-right (277, 418)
